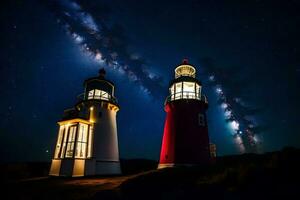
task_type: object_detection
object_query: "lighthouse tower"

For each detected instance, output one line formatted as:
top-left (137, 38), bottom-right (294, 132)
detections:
top-left (158, 59), bottom-right (210, 169)
top-left (49, 68), bottom-right (121, 177)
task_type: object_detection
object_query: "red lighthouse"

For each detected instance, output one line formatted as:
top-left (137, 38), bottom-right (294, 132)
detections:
top-left (158, 59), bottom-right (210, 169)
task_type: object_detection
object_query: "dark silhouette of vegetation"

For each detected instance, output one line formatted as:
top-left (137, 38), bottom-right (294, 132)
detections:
top-left (1, 147), bottom-right (300, 200)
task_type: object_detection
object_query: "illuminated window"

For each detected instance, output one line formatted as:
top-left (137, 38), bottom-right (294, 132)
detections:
top-left (170, 85), bottom-right (175, 100)
top-left (88, 89), bottom-right (111, 101)
top-left (87, 125), bottom-right (94, 158)
top-left (183, 82), bottom-right (195, 99)
top-left (101, 90), bottom-right (109, 99)
top-left (94, 89), bottom-right (101, 99)
top-left (88, 90), bottom-right (94, 99)
top-left (54, 126), bottom-right (65, 159)
top-left (56, 122), bottom-right (93, 159)
top-left (175, 82), bottom-right (182, 99)
top-left (196, 84), bottom-right (201, 99)
top-left (60, 125), bottom-right (68, 158)
top-left (198, 114), bottom-right (205, 126)
top-left (65, 125), bottom-right (77, 158)
top-left (169, 82), bottom-right (201, 101)
top-left (75, 123), bottom-right (88, 158)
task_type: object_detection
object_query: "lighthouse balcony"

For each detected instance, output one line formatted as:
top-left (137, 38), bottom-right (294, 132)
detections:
top-left (77, 93), bottom-right (118, 104)
top-left (165, 92), bottom-right (208, 104)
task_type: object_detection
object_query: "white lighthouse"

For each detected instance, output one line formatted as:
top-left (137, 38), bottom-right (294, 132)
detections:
top-left (49, 68), bottom-right (121, 177)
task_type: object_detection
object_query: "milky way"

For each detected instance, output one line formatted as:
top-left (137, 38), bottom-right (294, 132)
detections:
top-left (200, 58), bottom-right (264, 153)
top-left (45, 0), bottom-right (266, 153)
top-left (44, 0), bottom-right (165, 99)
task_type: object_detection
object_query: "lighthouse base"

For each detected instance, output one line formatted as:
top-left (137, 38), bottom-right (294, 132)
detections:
top-left (49, 159), bottom-right (121, 177)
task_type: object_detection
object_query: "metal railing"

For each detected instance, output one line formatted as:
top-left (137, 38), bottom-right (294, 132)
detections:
top-left (165, 91), bottom-right (208, 104)
top-left (77, 93), bottom-right (118, 104)
top-left (175, 73), bottom-right (196, 78)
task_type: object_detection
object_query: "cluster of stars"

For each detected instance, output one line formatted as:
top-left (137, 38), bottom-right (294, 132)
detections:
top-left (49, 0), bottom-right (164, 98)
top-left (208, 75), bottom-right (260, 153)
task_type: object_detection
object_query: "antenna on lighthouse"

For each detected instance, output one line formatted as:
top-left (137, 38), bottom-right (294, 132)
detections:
top-left (99, 68), bottom-right (106, 78)
top-left (182, 58), bottom-right (189, 64)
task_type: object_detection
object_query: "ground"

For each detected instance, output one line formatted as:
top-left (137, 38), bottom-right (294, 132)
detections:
top-left (1, 147), bottom-right (300, 200)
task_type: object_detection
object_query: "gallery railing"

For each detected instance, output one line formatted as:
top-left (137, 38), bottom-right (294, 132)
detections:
top-left (77, 93), bottom-right (118, 104)
top-left (165, 91), bottom-right (208, 104)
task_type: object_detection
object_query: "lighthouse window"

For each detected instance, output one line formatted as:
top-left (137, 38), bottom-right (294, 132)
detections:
top-left (169, 82), bottom-right (201, 101)
top-left (65, 125), bottom-right (77, 158)
top-left (88, 90), bottom-right (94, 99)
top-left (101, 90), bottom-right (109, 100)
top-left (183, 82), bottom-right (195, 99)
top-left (175, 82), bottom-right (182, 99)
top-left (170, 85), bottom-right (175, 100)
top-left (196, 84), bottom-right (201, 99)
top-left (54, 126), bottom-right (65, 159)
top-left (75, 123), bottom-right (88, 158)
top-left (198, 114), bottom-right (205, 126)
top-left (87, 125), bottom-right (94, 158)
top-left (60, 126), bottom-right (68, 158)
top-left (94, 89), bottom-right (101, 98)
top-left (88, 89), bottom-right (111, 101)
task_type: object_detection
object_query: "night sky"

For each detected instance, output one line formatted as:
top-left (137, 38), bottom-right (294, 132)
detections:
top-left (1, 0), bottom-right (299, 162)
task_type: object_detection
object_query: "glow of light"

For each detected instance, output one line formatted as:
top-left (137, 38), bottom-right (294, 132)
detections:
top-left (128, 71), bottom-right (138, 81)
top-left (216, 87), bottom-right (222, 94)
top-left (234, 135), bottom-right (245, 153)
top-left (95, 52), bottom-right (102, 60)
top-left (117, 67), bottom-right (125, 75)
top-left (224, 110), bottom-right (232, 117)
top-left (70, 1), bottom-right (81, 10)
top-left (230, 120), bottom-right (239, 131)
top-left (221, 103), bottom-right (228, 109)
top-left (235, 135), bottom-right (242, 143)
top-left (148, 72), bottom-right (156, 80)
top-left (72, 33), bottom-right (83, 43)
top-left (253, 135), bottom-right (259, 143)
top-left (78, 12), bottom-right (99, 32)
top-left (140, 85), bottom-right (150, 94)
top-left (209, 75), bottom-right (215, 81)
top-left (239, 130), bottom-right (243, 134)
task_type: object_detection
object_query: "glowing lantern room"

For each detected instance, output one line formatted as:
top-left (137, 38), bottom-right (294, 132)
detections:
top-left (168, 59), bottom-right (204, 102)
top-left (84, 68), bottom-right (116, 103)
top-left (49, 68), bottom-right (121, 177)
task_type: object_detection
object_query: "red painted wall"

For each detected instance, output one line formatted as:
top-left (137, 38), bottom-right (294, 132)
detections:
top-left (159, 99), bottom-right (210, 165)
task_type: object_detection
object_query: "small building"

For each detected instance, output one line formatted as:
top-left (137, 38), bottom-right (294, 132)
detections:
top-left (49, 68), bottom-right (121, 177)
top-left (158, 59), bottom-right (211, 169)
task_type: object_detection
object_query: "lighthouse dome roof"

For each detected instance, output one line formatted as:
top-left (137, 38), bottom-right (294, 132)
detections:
top-left (174, 59), bottom-right (196, 78)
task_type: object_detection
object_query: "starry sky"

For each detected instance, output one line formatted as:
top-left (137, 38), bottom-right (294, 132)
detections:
top-left (0, 0), bottom-right (299, 162)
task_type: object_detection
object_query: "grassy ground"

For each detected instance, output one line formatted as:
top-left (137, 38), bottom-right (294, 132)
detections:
top-left (2, 147), bottom-right (300, 200)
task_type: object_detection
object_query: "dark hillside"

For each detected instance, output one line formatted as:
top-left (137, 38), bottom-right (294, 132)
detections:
top-left (2, 147), bottom-right (300, 200)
